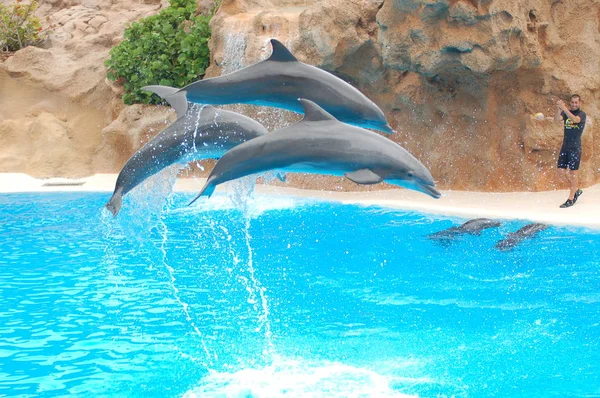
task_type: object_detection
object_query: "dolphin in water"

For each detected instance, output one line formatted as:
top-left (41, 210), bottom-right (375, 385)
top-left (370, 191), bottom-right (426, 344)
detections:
top-left (142, 39), bottom-right (392, 133)
top-left (105, 87), bottom-right (269, 216)
top-left (495, 223), bottom-right (549, 251)
top-left (188, 99), bottom-right (440, 205)
top-left (428, 218), bottom-right (502, 244)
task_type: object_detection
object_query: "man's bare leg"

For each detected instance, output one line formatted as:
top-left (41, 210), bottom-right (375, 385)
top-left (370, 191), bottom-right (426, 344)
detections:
top-left (558, 168), bottom-right (576, 207)
top-left (558, 168), bottom-right (569, 193)
top-left (568, 170), bottom-right (578, 200)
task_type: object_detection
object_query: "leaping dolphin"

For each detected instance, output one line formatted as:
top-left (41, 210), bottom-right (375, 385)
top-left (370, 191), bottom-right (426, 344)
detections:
top-left (105, 87), bottom-right (269, 216)
top-left (143, 39), bottom-right (392, 133)
top-left (188, 99), bottom-right (440, 205)
top-left (495, 223), bottom-right (549, 251)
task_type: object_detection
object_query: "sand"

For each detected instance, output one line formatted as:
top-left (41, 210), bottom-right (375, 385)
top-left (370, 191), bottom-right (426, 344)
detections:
top-left (1, 173), bottom-right (599, 229)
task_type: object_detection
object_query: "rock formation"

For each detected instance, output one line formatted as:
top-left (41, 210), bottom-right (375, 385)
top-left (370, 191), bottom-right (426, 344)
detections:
top-left (373, 0), bottom-right (600, 191)
top-left (208, 0), bottom-right (600, 191)
top-left (1, 0), bottom-right (599, 191)
top-left (0, 0), bottom-right (170, 176)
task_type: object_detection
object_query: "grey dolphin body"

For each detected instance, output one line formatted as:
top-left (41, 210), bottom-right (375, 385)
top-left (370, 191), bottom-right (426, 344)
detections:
top-left (495, 223), bottom-right (549, 251)
top-left (189, 99), bottom-right (440, 204)
top-left (428, 218), bottom-right (502, 243)
top-left (105, 89), bottom-right (269, 216)
top-left (143, 39), bottom-right (392, 133)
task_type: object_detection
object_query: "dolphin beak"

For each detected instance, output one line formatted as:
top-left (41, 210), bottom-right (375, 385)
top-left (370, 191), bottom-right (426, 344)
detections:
top-left (421, 183), bottom-right (442, 199)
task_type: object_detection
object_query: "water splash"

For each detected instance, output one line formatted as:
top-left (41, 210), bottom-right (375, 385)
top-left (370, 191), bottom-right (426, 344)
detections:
top-left (183, 357), bottom-right (417, 398)
top-left (99, 164), bottom-right (222, 365)
top-left (170, 193), bottom-right (301, 217)
top-left (116, 164), bottom-right (182, 240)
top-left (191, 103), bottom-right (206, 153)
top-left (156, 216), bottom-right (215, 367)
top-left (203, 177), bottom-right (275, 357)
top-left (227, 175), bottom-right (257, 214)
top-left (99, 209), bottom-right (125, 287)
top-left (241, 215), bottom-right (274, 355)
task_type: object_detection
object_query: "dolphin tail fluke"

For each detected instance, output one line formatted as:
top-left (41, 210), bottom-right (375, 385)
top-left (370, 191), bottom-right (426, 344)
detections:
top-left (188, 180), bottom-right (216, 206)
top-left (142, 85), bottom-right (189, 119)
top-left (105, 189), bottom-right (123, 217)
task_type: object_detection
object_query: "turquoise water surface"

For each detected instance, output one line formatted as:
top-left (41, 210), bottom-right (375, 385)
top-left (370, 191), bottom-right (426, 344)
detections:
top-left (1, 190), bottom-right (599, 397)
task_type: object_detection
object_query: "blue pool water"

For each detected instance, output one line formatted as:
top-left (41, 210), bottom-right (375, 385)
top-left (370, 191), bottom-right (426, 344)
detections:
top-left (1, 191), bottom-right (600, 397)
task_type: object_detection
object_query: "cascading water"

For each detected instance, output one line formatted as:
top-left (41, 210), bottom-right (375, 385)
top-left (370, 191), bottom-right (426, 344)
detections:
top-left (222, 30), bottom-right (247, 75)
top-left (220, 32), bottom-right (300, 131)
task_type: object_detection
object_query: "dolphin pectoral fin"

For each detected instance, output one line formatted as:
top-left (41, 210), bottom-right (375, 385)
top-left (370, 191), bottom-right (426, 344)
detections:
top-left (268, 39), bottom-right (298, 62)
top-left (188, 180), bottom-right (216, 206)
top-left (382, 123), bottom-right (394, 134)
top-left (142, 85), bottom-right (189, 119)
top-left (344, 169), bottom-right (383, 185)
top-left (276, 172), bottom-right (287, 183)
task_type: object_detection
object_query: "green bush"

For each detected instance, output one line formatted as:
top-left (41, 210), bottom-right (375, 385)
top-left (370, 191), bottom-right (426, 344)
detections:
top-left (104, 0), bottom-right (212, 105)
top-left (0, 0), bottom-right (47, 52)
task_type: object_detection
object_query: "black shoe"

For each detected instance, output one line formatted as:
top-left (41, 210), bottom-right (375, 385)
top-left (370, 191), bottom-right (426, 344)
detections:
top-left (573, 189), bottom-right (583, 203)
top-left (560, 199), bottom-right (574, 208)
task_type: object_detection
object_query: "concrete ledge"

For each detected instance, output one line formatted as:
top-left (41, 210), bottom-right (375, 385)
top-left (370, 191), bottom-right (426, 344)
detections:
top-left (1, 173), bottom-right (599, 229)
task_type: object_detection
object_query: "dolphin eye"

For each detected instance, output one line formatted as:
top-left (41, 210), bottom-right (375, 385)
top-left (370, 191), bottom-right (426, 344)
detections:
top-left (407, 172), bottom-right (414, 178)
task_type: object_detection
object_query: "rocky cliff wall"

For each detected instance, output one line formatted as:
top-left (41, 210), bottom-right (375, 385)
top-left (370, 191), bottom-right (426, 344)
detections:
top-left (374, 0), bottom-right (600, 191)
top-left (208, 0), bottom-right (600, 191)
top-left (0, 0), bottom-right (174, 176)
top-left (1, 0), bottom-right (599, 191)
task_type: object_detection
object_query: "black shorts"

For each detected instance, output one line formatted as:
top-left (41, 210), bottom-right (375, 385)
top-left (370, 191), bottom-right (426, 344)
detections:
top-left (557, 148), bottom-right (582, 170)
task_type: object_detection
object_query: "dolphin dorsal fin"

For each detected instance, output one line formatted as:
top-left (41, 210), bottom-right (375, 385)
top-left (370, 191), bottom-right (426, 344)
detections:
top-left (298, 99), bottom-right (337, 122)
top-left (267, 39), bottom-right (298, 62)
top-left (143, 85), bottom-right (189, 119)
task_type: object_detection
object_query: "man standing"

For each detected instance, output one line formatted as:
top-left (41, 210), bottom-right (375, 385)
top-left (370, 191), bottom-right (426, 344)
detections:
top-left (555, 94), bottom-right (586, 208)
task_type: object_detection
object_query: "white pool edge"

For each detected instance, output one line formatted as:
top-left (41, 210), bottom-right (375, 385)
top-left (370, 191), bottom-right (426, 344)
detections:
top-left (2, 173), bottom-right (599, 230)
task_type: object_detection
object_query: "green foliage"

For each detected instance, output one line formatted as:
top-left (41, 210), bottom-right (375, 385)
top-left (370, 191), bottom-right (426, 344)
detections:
top-left (209, 0), bottom-right (222, 15)
top-left (104, 0), bottom-right (212, 105)
top-left (0, 0), bottom-right (48, 52)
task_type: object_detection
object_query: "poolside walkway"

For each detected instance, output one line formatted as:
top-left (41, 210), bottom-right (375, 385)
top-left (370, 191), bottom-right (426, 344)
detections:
top-left (2, 173), bottom-right (599, 229)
